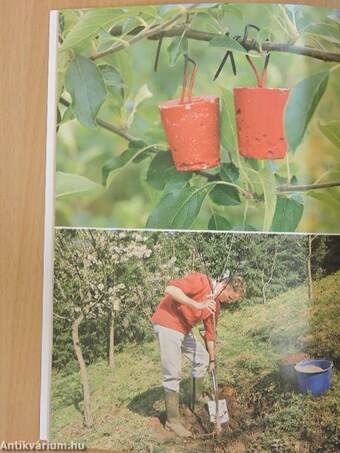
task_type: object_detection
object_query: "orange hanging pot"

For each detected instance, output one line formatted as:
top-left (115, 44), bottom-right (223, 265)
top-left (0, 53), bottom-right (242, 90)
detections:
top-left (233, 54), bottom-right (289, 160)
top-left (159, 56), bottom-right (220, 172)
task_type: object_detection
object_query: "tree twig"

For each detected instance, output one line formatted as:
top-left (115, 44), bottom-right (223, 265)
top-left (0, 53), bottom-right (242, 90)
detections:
top-left (96, 117), bottom-right (136, 142)
top-left (53, 312), bottom-right (71, 321)
top-left (277, 180), bottom-right (340, 192)
top-left (108, 24), bottom-right (340, 63)
top-left (59, 96), bottom-right (136, 142)
top-left (92, 8), bottom-right (192, 61)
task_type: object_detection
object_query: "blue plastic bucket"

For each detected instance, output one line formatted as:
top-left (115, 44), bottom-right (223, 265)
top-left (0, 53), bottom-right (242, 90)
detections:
top-left (295, 359), bottom-right (333, 396)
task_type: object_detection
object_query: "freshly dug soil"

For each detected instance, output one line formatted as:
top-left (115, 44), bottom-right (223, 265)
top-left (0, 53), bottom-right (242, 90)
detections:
top-left (279, 353), bottom-right (309, 365)
top-left (295, 364), bottom-right (325, 373)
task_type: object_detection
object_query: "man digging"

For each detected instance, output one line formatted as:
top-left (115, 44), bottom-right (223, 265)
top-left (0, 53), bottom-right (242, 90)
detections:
top-left (151, 271), bottom-right (246, 437)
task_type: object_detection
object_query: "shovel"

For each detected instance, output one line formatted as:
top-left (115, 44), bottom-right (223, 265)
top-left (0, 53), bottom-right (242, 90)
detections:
top-left (198, 324), bottom-right (229, 432)
top-left (208, 368), bottom-right (229, 429)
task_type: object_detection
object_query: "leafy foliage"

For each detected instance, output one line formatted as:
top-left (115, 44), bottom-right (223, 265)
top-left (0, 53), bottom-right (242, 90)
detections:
top-left (56, 4), bottom-right (340, 231)
top-left (65, 55), bottom-right (106, 128)
top-left (56, 171), bottom-right (103, 199)
top-left (285, 71), bottom-right (329, 151)
top-left (271, 196), bottom-right (304, 232)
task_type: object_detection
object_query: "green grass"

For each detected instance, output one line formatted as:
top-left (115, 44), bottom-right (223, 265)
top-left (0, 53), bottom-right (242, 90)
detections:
top-left (51, 273), bottom-right (340, 452)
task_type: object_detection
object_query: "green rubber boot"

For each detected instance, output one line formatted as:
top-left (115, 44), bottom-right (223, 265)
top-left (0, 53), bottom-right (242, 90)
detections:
top-left (164, 389), bottom-right (192, 438)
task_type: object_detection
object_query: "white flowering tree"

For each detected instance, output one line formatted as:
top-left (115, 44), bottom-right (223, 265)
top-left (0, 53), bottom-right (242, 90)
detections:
top-left (54, 229), bottom-right (153, 427)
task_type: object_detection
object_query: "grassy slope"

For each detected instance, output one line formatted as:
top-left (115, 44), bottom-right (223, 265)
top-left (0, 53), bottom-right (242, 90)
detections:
top-left (51, 273), bottom-right (340, 452)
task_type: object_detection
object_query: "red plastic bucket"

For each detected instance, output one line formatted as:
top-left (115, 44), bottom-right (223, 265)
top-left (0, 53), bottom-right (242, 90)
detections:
top-left (230, 53), bottom-right (289, 160)
top-left (234, 87), bottom-right (289, 160)
top-left (159, 57), bottom-right (220, 172)
top-left (159, 96), bottom-right (220, 172)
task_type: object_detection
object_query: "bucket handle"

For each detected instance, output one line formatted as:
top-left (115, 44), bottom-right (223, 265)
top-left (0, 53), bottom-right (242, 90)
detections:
top-left (245, 53), bottom-right (270, 88)
top-left (180, 54), bottom-right (198, 104)
top-left (242, 24), bottom-right (271, 88)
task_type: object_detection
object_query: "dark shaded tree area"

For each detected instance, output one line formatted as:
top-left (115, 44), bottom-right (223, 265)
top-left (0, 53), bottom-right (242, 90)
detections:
top-left (312, 235), bottom-right (340, 277)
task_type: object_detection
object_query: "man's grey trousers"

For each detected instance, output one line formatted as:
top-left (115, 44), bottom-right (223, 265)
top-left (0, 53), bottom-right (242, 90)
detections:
top-left (153, 323), bottom-right (209, 393)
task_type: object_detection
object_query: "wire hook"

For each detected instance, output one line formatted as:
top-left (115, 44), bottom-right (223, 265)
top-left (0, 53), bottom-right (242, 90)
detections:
top-left (242, 24), bottom-right (271, 88)
top-left (180, 53), bottom-right (197, 103)
top-left (213, 31), bottom-right (238, 81)
top-left (153, 35), bottom-right (164, 72)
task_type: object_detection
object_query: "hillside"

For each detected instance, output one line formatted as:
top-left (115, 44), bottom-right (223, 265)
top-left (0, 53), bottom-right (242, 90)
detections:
top-left (51, 272), bottom-right (340, 452)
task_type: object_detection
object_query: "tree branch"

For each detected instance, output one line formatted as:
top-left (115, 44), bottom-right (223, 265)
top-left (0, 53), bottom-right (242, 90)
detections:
top-left (96, 117), bottom-right (136, 142)
top-left (92, 7), bottom-right (193, 61)
top-left (108, 24), bottom-right (340, 63)
top-left (53, 312), bottom-right (71, 321)
top-left (59, 96), bottom-right (136, 142)
top-left (277, 180), bottom-right (340, 192)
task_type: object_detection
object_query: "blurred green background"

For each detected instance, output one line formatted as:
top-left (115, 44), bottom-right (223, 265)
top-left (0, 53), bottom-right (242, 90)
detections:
top-left (56, 3), bottom-right (340, 232)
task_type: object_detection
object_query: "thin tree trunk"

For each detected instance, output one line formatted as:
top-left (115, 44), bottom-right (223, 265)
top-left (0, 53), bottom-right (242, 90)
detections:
top-left (72, 314), bottom-right (93, 427)
top-left (108, 305), bottom-right (115, 368)
top-left (262, 243), bottom-right (278, 304)
top-left (261, 272), bottom-right (266, 304)
top-left (307, 236), bottom-right (313, 301)
top-left (191, 249), bottom-right (196, 269)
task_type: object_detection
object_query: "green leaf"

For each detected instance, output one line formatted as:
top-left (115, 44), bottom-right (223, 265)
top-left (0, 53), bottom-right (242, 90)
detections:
top-left (121, 16), bottom-right (141, 34)
top-left (167, 35), bottom-right (188, 66)
top-left (307, 189), bottom-right (340, 211)
top-left (59, 10), bottom-right (79, 39)
top-left (146, 152), bottom-right (192, 190)
top-left (222, 5), bottom-right (243, 20)
top-left (304, 23), bottom-right (340, 45)
top-left (285, 71), bottom-right (329, 151)
top-left (60, 9), bottom-right (119, 52)
top-left (271, 196), bottom-right (304, 232)
top-left (328, 11), bottom-right (340, 25)
top-left (209, 36), bottom-right (248, 54)
top-left (192, 3), bottom-right (219, 10)
top-left (251, 167), bottom-right (277, 231)
top-left (208, 214), bottom-right (232, 230)
top-left (99, 64), bottom-right (124, 88)
top-left (102, 50), bottom-right (133, 100)
top-left (319, 121), bottom-right (340, 149)
top-left (219, 88), bottom-right (238, 159)
top-left (102, 141), bottom-right (150, 186)
top-left (60, 106), bottom-right (75, 124)
top-left (146, 185), bottom-right (208, 229)
top-left (159, 4), bottom-right (188, 17)
top-left (56, 172), bottom-right (102, 199)
top-left (209, 162), bottom-right (241, 206)
top-left (209, 183), bottom-right (240, 206)
top-left (65, 55), bottom-right (106, 128)
top-left (314, 164), bottom-right (340, 181)
top-left (260, 168), bottom-right (277, 231)
top-left (125, 84), bottom-right (152, 128)
top-left (233, 224), bottom-right (258, 231)
top-left (220, 162), bottom-right (239, 183)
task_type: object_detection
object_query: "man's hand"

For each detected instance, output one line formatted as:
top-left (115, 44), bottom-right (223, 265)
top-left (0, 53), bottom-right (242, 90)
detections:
top-left (208, 360), bottom-right (215, 372)
top-left (201, 296), bottom-right (216, 313)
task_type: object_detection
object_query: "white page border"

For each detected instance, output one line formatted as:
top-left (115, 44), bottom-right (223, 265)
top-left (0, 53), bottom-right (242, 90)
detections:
top-left (40, 10), bottom-right (58, 441)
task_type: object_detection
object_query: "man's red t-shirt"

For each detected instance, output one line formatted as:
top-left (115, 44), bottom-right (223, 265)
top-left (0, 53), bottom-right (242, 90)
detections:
top-left (151, 272), bottom-right (220, 340)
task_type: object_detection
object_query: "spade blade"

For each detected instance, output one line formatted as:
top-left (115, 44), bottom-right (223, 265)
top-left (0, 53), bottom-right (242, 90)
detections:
top-left (207, 399), bottom-right (229, 424)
